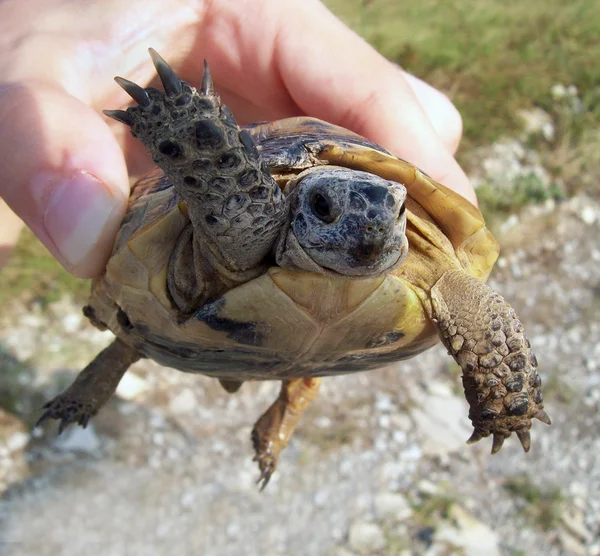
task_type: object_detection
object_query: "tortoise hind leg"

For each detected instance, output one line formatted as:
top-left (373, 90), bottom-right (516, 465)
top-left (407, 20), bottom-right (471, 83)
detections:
top-left (37, 339), bottom-right (141, 433)
top-left (252, 378), bottom-right (322, 490)
top-left (430, 269), bottom-right (550, 453)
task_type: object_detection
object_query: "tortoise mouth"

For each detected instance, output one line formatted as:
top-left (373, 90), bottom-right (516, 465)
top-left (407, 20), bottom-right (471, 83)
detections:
top-left (305, 236), bottom-right (408, 277)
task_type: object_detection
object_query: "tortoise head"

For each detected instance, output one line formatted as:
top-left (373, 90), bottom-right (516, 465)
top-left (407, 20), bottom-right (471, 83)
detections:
top-left (276, 167), bottom-right (408, 277)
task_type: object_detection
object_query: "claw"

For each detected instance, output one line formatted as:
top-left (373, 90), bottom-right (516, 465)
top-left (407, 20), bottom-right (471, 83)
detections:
top-left (200, 59), bottom-right (214, 95)
top-left (58, 418), bottom-right (73, 435)
top-left (252, 450), bottom-right (276, 491)
top-left (148, 48), bottom-right (182, 96)
top-left (103, 109), bottom-right (134, 126)
top-left (35, 410), bottom-right (52, 429)
top-left (491, 433), bottom-right (505, 454)
top-left (535, 410), bottom-right (552, 426)
top-left (114, 76), bottom-right (151, 107)
top-left (516, 429), bottom-right (531, 452)
top-left (466, 430), bottom-right (484, 445)
top-left (255, 464), bottom-right (274, 491)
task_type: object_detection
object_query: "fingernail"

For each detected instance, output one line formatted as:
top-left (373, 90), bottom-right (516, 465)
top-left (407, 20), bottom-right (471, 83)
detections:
top-left (42, 172), bottom-right (120, 266)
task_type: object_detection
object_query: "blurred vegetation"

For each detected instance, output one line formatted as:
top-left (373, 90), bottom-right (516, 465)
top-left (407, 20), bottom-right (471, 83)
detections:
top-left (2, 0), bottom-right (600, 303)
top-left (503, 475), bottom-right (565, 531)
top-left (326, 0), bottom-right (600, 151)
top-left (0, 227), bottom-right (90, 307)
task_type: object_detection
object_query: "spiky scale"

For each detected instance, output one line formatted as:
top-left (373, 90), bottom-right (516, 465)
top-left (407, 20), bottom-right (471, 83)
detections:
top-left (114, 76), bottom-right (151, 107)
top-left (201, 59), bottom-right (214, 95)
top-left (103, 109), bottom-right (134, 126)
top-left (535, 410), bottom-right (552, 425)
top-left (467, 430), bottom-right (483, 445)
top-left (516, 429), bottom-right (531, 452)
top-left (58, 419), bottom-right (69, 435)
top-left (148, 48), bottom-right (182, 96)
top-left (491, 433), bottom-right (505, 454)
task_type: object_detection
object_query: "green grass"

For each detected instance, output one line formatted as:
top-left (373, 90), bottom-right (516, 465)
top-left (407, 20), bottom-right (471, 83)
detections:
top-left (0, 227), bottom-right (90, 307)
top-left (476, 174), bottom-right (565, 215)
top-left (326, 0), bottom-right (600, 152)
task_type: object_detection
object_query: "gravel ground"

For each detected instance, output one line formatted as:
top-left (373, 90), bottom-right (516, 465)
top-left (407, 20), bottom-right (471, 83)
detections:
top-left (0, 187), bottom-right (599, 553)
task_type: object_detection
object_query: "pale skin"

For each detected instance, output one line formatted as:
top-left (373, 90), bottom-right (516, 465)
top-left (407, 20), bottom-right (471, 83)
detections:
top-left (0, 0), bottom-right (474, 277)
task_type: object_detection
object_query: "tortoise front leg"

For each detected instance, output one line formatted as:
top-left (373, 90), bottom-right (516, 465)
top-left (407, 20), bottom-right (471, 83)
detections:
top-left (105, 49), bottom-right (287, 273)
top-left (252, 378), bottom-right (322, 490)
top-left (430, 269), bottom-right (551, 453)
top-left (37, 339), bottom-right (141, 433)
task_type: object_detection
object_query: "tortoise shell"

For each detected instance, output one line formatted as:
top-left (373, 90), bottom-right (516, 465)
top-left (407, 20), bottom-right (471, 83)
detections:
top-left (87, 117), bottom-right (499, 379)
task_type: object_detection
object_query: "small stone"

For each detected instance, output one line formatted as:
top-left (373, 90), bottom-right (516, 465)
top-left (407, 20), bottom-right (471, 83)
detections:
top-left (61, 312), bottom-right (83, 333)
top-left (374, 492), bottom-right (412, 521)
top-left (378, 414), bottom-right (391, 428)
top-left (226, 522), bottom-right (240, 539)
top-left (116, 372), bottom-right (148, 400)
top-left (434, 504), bottom-right (500, 556)
top-left (392, 430), bottom-right (407, 444)
top-left (6, 432), bottom-right (29, 454)
top-left (348, 521), bottom-right (386, 554)
top-left (169, 389), bottom-right (197, 414)
top-left (152, 432), bottom-right (165, 446)
top-left (500, 214), bottom-right (520, 234)
top-left (334, 548), bottom-right (355, 556)
top-left (375, 393), bottom-right (394, 412)
top-left (53, 425), bottom-right (101, 454)
top-left (401, 444), bottom-right (422, 461)
top-left (517, 108), bottom-right (555, 141)
top-left (426, 381), bottom-right (453, 398)
top-left (579, 206), bottom-right (597, 225)
top-left (374, 438), bottom-right (387, 452)
top-left (558, 530), bottom-right (587, 556)
top-left (410, 394), bottom-right (471, 457)
top-left (180, 491), bottom-right (195, 509)
top-left (551, 83), bottom-right (567, 99)
top-left (313, 489), bottom-right (328, 508)
top-left (560, 507), bottom-right (591, 544)
top-left (314, 416), bottom-right (332, 428)
top-left (155, 522), bottom-right (170, 539)
top-left (417, 480), bottom-right (439, 497)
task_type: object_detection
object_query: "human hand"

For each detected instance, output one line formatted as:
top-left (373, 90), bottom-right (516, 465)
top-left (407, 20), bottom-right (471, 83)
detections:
top-left (0, 0), bottom-right (473, 278)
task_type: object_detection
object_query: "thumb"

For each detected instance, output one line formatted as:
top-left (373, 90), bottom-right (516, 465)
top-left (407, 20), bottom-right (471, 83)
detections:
top-left (0, 81), bottom-right (129, 278)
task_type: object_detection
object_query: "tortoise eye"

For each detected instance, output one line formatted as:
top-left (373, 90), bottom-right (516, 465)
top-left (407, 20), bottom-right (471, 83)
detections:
top-left (398, 204), bottom-right (406, 218)
top-left (311, 192), bottom-right (335, 223)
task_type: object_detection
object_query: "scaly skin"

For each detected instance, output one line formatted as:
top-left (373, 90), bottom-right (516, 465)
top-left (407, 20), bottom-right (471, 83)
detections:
top-left (251, 378), bottom-right (322, 490)
top-left (36, 339), bottom-right (141, 433)
top-left (105, 49), bottom-right (288, 273)
top-left (431, 269), bottom-right (550, 453)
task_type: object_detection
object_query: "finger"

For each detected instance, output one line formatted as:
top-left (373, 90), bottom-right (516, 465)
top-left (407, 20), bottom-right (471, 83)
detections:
top-left (401, 71), bottom-right (463, 155)
top-left (0, 200), bottom-right (24, 268)
top-left (0, 81), bottom-right (129, 278)
top-left (272, 0), bottom-right (475, 204)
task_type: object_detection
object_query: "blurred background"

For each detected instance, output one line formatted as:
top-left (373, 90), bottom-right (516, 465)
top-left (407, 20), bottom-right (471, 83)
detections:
top-left (1, 0), bottom-right (599, 554)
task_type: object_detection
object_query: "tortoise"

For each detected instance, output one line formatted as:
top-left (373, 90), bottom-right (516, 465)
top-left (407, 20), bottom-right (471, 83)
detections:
top-left (38, 49), bottom-right (550, 488)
